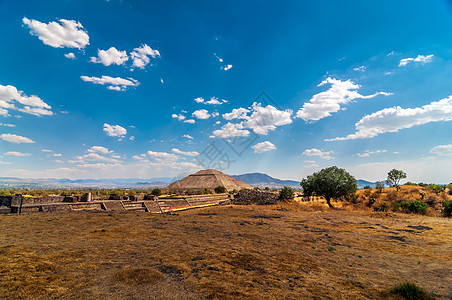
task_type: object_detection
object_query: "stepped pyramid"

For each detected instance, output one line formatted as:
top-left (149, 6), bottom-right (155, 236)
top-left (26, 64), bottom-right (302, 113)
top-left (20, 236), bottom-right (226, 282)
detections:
top-left (165, 169), bottom-right (252, 192)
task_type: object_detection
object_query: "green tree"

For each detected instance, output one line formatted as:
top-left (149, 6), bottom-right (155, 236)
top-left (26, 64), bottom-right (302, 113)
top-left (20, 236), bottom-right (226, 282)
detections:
top-left (300, 166), bottom-right (357, 208)
top-left (375, 181), bottom-right (385, 193)
top-left (279, 186), bottom-right (294, 202)
top-left (386, 169), bottom-right (407, 191)
top-left (151, 188), bottom-right (162, 197)
top-left (214, 186), bottom-right (227, 193)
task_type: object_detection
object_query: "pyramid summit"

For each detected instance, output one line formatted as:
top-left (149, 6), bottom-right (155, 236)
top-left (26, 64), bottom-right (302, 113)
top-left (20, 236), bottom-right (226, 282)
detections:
top-left (165, 169), bottom-right (252, 192)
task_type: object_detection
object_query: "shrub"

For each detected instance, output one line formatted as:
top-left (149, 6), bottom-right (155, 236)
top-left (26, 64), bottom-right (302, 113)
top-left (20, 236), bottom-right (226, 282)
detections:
top-left (151, 188), bottom-right (162, 197)
top-left (419, 192), bottom-right (426, 200)
top-left (373, 202), bottom-right (388, 212)
top-left (375, 181), bottom-right (385, 193)
top-left (367, 197), bottom-right (376, 207)
top-left (203, 188), bottom-right (212, 194)
top-left (425, 195), bottom-right (437, 207)
top-left (214, 186), bottom-right (227, 193)
top-left (363, 185), bottom-right (372, 189)
top-left (279, 186), bottom-right (294, 202)
top-left (400, 200), bottom-right (428, 215)
top-left (392, 282), bottom-right (431, 300)
top-left (405, 182), bottom-right (418, 186)
top-left (442, 200), bottom-right (452, 217)
top-left (428, 184), bottom-right (444, 195)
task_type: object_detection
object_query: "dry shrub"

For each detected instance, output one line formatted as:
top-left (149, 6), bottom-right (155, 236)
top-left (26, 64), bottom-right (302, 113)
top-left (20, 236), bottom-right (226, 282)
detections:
top-left (113, 267), bottom-right (164, 285)
top-left (425, 195), bottom-right (437, 207)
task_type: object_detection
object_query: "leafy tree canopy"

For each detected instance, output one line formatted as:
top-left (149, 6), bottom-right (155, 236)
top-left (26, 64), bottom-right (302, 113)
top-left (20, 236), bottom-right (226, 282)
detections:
top-left (386, 169), bottom-right (407, 191)
top-left (300, 166), bottom-right (357, 208)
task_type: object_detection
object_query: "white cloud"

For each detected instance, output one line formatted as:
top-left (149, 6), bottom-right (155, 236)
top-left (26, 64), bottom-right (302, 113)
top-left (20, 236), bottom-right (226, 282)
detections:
top-left (214, 53), bottom-right (223, 63)
top-left (212, 122), bottom-right (250, 138)
top-left (64, 53), bottom-right (76, 59)
top-left (194, 97), bottom-right (204, 103)
top-left (129, 136), bottom-right (135, 141)
top-left (353, 66), bottom-right (366, 72)
top-left (327, 95), bottom-right (452, 141)
top-left (103, 123), bottom-right (127, 137)
top-left (147, 151), bottom-right (179, 161)
top-left (172, 114), bottom-right (186, 121)
top-left (54, 160), bottom-right (64, 163)
top-left (205, 97), bottom-right (227, 105)
top-left (430, 144), bottom-right (452, 156)
top-left (0, 84), bottom-right (53, 116)
top-left (296, 77), bottom-right (391, 122)
top-left (184, 119), bottom-right (196, 124)
top-left (182, 134), bottom-right (193, 139)
top-left (0, 123), bottom-right (15, 127)
top-left (130, 44), bottom-right (160, 69)
top-left (223, 108), bottom-right (250, 120)
top-left (302, 148), bottom-right (334, 160)
top-left (355, 149), bottom-right (387, 158)
top-left (192, 109), bottom-right (212, 119)
top-left (252, 141), bottom-right (276, 153)
top-left (171, 148), bottom-right (199, 156)
top-left (80, 75), bottom-right (139, 91)
top-left (399, 54), bottom-right (434, 67)
top-left (71, 153), bottom-right (121, 164)
top-left (90, 47), bottom-right (128, 66)
top-left (87, 146), bottom-right (113, 155)
top-left (23, 17), bottom-right (89, 49)
top-left (0, 133), bottom-right (34, 144)
top-left (41, 149), bottom-right (53, 153)
top-left (222, 64), bottom-right (233, 71)
top-left (244, 103), bottom-right (292, 135)
top-left (4, 151), bottom-right (31, 157)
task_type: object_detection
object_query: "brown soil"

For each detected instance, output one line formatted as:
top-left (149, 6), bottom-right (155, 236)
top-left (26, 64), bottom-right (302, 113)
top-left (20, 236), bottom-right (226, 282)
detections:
top-left (0, 200), bottom-right (451, 299)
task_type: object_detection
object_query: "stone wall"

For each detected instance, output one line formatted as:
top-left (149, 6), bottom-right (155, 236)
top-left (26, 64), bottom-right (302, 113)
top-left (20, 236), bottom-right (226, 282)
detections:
top-left (232, 190), bottom-right (279, 205)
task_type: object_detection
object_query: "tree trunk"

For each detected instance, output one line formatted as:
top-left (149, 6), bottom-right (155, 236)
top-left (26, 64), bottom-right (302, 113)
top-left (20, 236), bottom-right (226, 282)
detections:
top-left (325, 196), bottom-right (334, 208)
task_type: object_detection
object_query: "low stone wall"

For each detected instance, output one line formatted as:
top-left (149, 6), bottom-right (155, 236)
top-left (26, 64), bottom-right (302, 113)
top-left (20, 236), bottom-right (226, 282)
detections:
top-left (232, 190), bottom-right (279, 205)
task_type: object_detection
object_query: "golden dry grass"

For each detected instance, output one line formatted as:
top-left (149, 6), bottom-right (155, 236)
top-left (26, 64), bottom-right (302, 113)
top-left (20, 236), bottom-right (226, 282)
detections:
top-left (0, 200), bottom-right (451, 299)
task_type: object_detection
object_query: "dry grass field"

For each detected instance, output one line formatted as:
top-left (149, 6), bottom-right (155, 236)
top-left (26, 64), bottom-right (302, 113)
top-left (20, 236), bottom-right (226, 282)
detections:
top-left (0, 196), bottom-right (451, 299)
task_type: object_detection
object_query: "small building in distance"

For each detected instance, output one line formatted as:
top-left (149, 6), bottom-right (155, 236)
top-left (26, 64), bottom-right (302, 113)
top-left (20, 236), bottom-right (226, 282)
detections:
top-left (165, 169), bottom-right (252, 192)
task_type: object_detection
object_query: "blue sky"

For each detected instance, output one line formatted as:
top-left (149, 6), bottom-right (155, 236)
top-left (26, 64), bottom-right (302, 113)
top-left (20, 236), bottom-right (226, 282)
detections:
top-left (1, 0), bottom-right (452, 183)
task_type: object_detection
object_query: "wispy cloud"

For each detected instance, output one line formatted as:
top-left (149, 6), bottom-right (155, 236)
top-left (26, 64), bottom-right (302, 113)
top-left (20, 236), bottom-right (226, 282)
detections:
top-left (399, 54), bottom-right (433, 67)
top-left (80, 75), bottom-right (139, 91)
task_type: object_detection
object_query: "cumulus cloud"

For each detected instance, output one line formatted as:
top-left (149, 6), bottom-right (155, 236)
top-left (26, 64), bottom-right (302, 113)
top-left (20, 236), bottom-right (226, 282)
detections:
top-left (184, 119), bottom-right (196, 124)
top-left (0, 133), bottom-right (35, 144)
top-left (80, 75), bottom-right (139, 91)
top-left (244, 103), bottom-right (292, 135)
top-left (0, 123), bottom-right (15, 127)
top-left (90, 47), bottom-right (129, 66)
top-left (252, 141), bottom-right (276, 153)
top-left (70, 153), bottom-right (121, 164)
top-left (192, 109), bottom-right (212, 119)
top-left (131, 44), bottom-right (160, 69)
top-left (222, 64), bottom-right (233, 71)
top-left (205, 97), bottom-right (227, 105)
top-left (399, 54), bottom-right (434, 67)
top-left (296, 77), bottom-right (391, 122)
top-left (0, 84), bottom-right (53, 116)
top-left (4, 151), bottom-right (31, 157)
top-left (353, 66), bottom-right (366, 72)
top-left (223, 108), bottom-right (250, 120)
top-left (302, 148), bottom-right (334, 160)
top-left (194, 97), bottom-right (204, 103)
top-left (172, 114), bottom-right (186, 121)
top-left (212, 122), bottom-right (250, 138)
top-left (182, 134), bottom-right (193, 139)
top-left (326, 95), bottom-right (452, 141)
top-left (147, 151), bottom-right (179, 161)
top-left (171, 148), bottom-right (199, 156)
top-left (355, 149), bottom-right (387, 158)
top-left (64, 53), bottom-right (76, 59)
top-left (103, 123), bottom-right (127, 137)
top-left (430, 144), bottom-right (452, 156)
top-left (87, 146), bottom-right (113, 155)
top-left (23, 17), bottom-right (89, 49)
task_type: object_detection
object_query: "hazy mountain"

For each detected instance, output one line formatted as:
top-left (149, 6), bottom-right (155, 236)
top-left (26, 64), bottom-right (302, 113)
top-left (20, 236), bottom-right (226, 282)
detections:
top-left (232, 173), bottom-right (300, 189)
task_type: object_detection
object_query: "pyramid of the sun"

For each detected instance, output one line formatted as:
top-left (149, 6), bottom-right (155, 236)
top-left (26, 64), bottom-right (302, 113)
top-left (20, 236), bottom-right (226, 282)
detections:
top-left (165, 169), bottom-right (252, 192)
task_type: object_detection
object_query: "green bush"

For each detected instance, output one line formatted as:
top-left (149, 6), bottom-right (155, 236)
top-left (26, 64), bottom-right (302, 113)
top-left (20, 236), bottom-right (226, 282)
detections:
top-left (214, 186), bottom-right (227, 193)
top-left (151, 188), bottom-right (162, 197)
top-left (279, 186), bottom-right (294, 202)
top-left (203, 188), bottom-right (212, 194)
top-left (400, 200), bottom-right (428, 214)
top-left (442, 200), bottom-right (452, 217)
top-left (392, 282), bottom-right (431, 300)
top-left (373, 202), bottom-right (388, 212)
top-left (363, 185), bottom-right (372, 189)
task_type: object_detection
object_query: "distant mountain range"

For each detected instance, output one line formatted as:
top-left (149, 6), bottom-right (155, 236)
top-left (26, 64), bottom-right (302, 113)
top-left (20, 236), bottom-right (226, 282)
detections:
top-left (0, 173), bottom-right (378, 190)
top-left (232, 173), bottom-right (300, 189)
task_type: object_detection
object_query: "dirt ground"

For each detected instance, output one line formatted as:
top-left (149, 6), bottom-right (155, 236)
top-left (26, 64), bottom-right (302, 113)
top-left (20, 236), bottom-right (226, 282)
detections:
top-left (0, 201), bottom-right (451, 299)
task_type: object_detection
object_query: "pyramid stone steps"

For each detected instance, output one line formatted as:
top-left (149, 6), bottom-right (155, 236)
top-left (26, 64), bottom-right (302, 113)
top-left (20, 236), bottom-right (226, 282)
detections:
top-left (70, 203), bottom-right (104, 211)
top-left (102, 201), bottom-right (125, 211)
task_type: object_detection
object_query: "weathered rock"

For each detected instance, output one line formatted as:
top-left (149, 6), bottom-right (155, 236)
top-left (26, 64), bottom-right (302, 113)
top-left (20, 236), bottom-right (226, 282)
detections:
top-left (109, 194), bottom-right (121, 200)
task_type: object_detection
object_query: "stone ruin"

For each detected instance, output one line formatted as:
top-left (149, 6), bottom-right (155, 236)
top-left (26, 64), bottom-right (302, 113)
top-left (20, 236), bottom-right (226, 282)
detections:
top-left (232, 190), bottom-right (280, 205)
